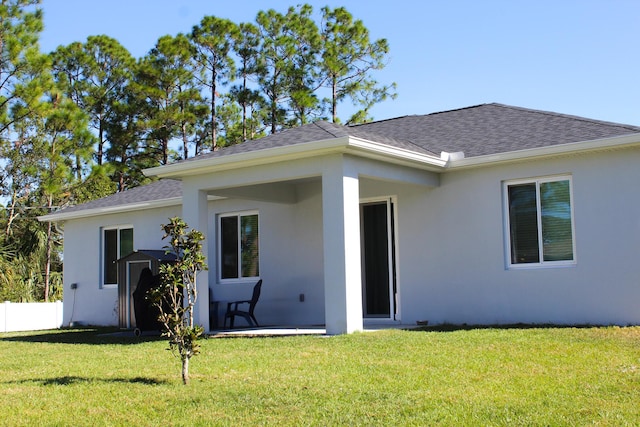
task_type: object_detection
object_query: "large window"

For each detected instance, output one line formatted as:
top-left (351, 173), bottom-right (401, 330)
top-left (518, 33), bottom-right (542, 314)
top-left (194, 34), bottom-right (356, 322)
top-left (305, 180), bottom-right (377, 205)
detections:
top-left (505, 176), bottom-right (575, 267)
top-left (103, 226), bottom-right (133, 285)
top-left (219, 212), bottom-right (259, 280)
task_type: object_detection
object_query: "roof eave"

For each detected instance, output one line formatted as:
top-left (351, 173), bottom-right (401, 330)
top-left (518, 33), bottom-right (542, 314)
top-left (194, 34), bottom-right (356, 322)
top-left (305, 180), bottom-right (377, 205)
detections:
top-left (447, 133), bottom-right (640, 170)
top-left (37, 196), bottom-right (183, 223)
top-left (145, 136), bottom-right (446, 179)
top-left (144, 136), bottom-right (351, 178)
top-left (346, 137), bottom-right (446, 170)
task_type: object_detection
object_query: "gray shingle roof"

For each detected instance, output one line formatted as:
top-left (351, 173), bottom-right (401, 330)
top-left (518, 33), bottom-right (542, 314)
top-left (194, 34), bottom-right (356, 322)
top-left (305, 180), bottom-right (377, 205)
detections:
top-left (189, 121), bottom-right (344, 161)
top-left (188, 120), bottom-right (436, 160)
top-left (52, 179), bottom-right (181, 215)
top-left (185, 103), bottom-right (640, 160)
top-left (351, 103), bottom-right (640, 157)
top-left (42, 103), bottom-right (640, 220)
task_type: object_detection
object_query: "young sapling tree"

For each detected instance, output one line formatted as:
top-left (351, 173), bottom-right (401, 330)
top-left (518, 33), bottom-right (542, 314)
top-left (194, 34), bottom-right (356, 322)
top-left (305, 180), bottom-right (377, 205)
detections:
top-left (150, 217), bottom-right (207, 385)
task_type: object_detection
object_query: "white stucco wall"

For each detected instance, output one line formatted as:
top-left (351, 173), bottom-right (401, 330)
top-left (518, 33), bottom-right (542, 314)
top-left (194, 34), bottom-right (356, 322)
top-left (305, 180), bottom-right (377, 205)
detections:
top-left (61, 205), bottom-right (181, 327)
top-left (60, 179), bottom-right (328, 329)
top-left (396, 146), bottom-right (640, 326)
top-left (206, 180), bottom-right (326, 328)
top-left (60, 145), bottom-right (640, 329)
top-left (179, 153), bottom-right (439, 331)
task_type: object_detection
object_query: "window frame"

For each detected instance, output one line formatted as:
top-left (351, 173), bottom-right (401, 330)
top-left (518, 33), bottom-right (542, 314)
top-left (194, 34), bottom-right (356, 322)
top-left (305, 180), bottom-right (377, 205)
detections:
top-left (101, 225), bottom-right (133, 287)
top-left (503, 175), bottom-right (576, 269)
top-left (217, 210), bottom-right (260, 283)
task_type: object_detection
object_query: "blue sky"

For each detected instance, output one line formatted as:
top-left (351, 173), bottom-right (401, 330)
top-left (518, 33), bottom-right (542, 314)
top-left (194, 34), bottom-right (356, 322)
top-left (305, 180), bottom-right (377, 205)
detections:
top-left (39, 0), bottom-right (640, 126)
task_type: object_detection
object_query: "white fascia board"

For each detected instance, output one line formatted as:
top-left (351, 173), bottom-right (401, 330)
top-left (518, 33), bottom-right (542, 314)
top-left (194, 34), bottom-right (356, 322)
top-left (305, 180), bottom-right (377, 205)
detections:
top-left (144, 136), bottom-right (351, 178)
top-left (38, 196), bottom-right (183, 222)
top-left (447, 133), bottom-right (640, 170)
top-left (145, 135), bottom-right (448, 179)
top-left (346, 137), bottom-right (447, 170)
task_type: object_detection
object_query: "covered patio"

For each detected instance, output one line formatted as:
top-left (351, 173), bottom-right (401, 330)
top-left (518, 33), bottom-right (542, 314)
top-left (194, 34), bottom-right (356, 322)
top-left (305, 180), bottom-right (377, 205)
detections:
top-left (146, 139), bottom-right (442, 335)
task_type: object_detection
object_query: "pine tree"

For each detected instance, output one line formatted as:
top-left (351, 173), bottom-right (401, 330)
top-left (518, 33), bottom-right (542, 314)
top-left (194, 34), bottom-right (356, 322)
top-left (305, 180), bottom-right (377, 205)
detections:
top-left (0, 0), bottom-right (49, 239)
top-left (49, 35), bottom-right (135, 165)
top-left (254, 7), bottom-right (298, 134)
top-left (319, 6), bottom-right (396, 124)
top-left (135, 34), bottom-right (207, 162)
top-left (37, 91), bottom-right (93, 300)
top-left (283, 4), bottom-right (323, 127)
top-left (230, 22), bottom-right (264, 142)
top-left (191, 16), bottom-right (238, 150)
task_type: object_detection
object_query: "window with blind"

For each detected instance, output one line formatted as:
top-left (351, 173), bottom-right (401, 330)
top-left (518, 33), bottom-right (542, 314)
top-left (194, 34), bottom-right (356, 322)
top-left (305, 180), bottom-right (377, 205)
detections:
top-left (505, 176), bottom-right (575, 267)
top-left (219, 212), bottom-right (259, 281)
top-left (102, 226), bottom-right (133, 286)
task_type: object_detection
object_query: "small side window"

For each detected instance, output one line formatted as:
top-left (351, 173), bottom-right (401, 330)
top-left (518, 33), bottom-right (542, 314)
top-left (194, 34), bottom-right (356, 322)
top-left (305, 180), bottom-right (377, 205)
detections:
top-left (102, 226), bottom-right (133, 286)
top-left (505, 176), bottom-right (575, 268)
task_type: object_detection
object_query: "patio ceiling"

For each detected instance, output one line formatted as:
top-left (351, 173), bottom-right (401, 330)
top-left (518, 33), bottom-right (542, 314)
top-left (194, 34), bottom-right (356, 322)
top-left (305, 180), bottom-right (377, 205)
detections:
top-left (207, 177), bottom-right (320, 204)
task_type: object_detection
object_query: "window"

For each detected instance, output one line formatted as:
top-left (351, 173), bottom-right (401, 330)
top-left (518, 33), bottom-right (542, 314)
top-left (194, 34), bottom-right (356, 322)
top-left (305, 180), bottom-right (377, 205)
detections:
top-left (219, 212), bottom-right (259, 280)
top-left (103, 226), bottom-right (133, 285)
top-left (505, 176), bottom-right (575, 267)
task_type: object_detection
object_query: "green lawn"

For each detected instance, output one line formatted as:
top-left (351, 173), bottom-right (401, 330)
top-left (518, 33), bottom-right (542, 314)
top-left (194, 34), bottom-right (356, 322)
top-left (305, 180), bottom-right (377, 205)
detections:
top-left (1, 326), bottom-right (638, 426)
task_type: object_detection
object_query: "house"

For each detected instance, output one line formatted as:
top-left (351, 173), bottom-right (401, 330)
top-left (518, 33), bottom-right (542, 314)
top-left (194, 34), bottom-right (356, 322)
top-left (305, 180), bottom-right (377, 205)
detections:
top-left (39, 103), bottom-right (640, 334)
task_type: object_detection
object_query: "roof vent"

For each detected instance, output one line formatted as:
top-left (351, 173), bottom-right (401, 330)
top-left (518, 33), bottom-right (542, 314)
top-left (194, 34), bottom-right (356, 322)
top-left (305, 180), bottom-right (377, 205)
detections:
top-left (440, 151), bottom-right (465, 161)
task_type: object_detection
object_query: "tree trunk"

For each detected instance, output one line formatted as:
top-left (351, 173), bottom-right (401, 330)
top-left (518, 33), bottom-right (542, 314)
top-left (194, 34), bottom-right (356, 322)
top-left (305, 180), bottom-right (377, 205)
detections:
top-left (242, 100), bottom-right (247, 142)
top-left (249, 104), bottom-right (255, 139)
top-left (211, 72), bottom-right (217, 151)
top-left (332, 75), bottom-right (338, 123)
top-left (241, 72), bottom-right (247, 141)
top-left (270, 101), bottom-right (277, 134)
top-left (5, 189), bottom-right (18, 236)
top-left (97, 117), bottom-right (104, 165)
top-left (270, 74), bottom-right (277, 134)
top-left (181, 356), bottom-right (189, 385)
top-left (182, 121), bottom-right (188, 160)
top-left (75, 154), bottom-right (82, 181)
top-left (162, 138), bottom-right (169, 165)
top-left (43, 194), bottom-right (54, 302)
top-left (44, 221), bottom-right (52, 302)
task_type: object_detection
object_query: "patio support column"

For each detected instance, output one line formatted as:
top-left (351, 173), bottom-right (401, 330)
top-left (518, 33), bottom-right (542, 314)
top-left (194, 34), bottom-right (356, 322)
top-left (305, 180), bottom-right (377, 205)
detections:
top-left (181, 186), bottom-right (210, 332)
top-left (322, 155), bottom-right (363, 335)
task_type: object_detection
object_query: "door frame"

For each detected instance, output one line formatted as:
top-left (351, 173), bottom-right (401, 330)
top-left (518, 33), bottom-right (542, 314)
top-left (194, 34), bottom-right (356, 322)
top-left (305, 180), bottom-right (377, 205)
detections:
top-left (360, 196), bottom-right (400, 323)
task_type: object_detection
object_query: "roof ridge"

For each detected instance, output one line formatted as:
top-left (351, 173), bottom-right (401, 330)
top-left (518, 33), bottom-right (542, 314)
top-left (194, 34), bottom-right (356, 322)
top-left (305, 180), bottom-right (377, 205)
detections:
top-left (348, 104), bottom-right (496, 126)
top-left (312, 120), bottom-right (348, 138)
top-left (422, 103), bottom-right (493, 118)
top-left (348, 114), bottom-right (411, 127)
top-left (391, 135), bottom-right (439, 155)
top-left (346, 125), bottom-right (439, 156)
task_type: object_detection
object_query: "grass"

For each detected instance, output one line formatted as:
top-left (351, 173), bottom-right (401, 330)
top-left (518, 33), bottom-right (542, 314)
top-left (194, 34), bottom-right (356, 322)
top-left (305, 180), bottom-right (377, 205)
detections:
top-left (0, 326), bottom-right (639, 426)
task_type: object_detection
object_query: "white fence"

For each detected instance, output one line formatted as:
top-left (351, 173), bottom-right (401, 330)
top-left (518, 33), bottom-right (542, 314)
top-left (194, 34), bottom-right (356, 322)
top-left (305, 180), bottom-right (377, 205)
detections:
top-left (0, 301), bottom-right (63, 333)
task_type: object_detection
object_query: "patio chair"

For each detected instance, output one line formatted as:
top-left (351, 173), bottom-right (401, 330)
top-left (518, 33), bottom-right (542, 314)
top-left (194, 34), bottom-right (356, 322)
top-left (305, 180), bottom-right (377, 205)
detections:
top-left (224, 279), bottom-right (262, 328)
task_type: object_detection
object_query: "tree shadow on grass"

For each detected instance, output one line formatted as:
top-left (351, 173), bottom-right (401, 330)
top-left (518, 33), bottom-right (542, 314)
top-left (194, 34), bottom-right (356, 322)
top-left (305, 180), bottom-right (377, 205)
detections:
top-left (8, 376), bottom-right (169, 386)
top-left (0, 328), bottom-right (166, 345)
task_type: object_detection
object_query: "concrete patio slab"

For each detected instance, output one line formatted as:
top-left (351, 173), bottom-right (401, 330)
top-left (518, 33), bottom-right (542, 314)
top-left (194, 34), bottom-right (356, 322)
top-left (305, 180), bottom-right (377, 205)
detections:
top-left (208, 323), bottom-right (412, 338)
